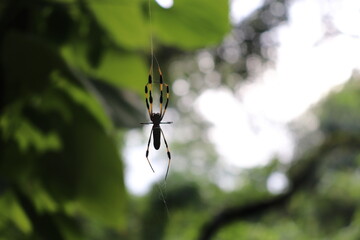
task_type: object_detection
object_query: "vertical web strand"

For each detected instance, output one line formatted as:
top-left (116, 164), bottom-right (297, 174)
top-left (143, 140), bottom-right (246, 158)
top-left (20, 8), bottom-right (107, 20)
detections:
top-left (148, 0), bottom-right (161, 76)
top-left (148, 0), bottom-right (154, 75)
top-left (148, 0), bottom-right (170, 218)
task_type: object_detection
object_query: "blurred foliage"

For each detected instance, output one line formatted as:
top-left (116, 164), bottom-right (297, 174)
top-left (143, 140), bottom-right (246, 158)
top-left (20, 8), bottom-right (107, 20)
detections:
top-left (0, 0), bottom-right (230, 239)
top-left (318, 77), bottom-right (360, 135)
top-left (198, 75), bottom-right (360, 239)
top-left (129, 71), bottom-right (354, 240)
top-left (156, 0), bottom-right (293, 185)
top-left (2, 0), bottom-right (360, 239)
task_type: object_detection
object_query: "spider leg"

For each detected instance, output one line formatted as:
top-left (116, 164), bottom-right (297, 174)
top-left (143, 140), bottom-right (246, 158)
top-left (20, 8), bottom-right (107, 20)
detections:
top-left (160, 128), bottom-right (171, 180)
top-left (161, 83), bottom-right (169, 119)
top-left (158, 66), bottom-right (164, 116)
top-left (145, 127), bottom-right (155, 173)
top-left (157, 66), bottom-right (170, 119)
top-left (145, 71), bottom-right (153, 116)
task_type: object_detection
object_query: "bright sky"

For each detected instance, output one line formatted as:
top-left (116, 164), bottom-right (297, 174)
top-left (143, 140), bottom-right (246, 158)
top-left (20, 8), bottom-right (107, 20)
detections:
top-left (125, 0), bottom-right (360, 195)
top-left (198, 0), bottom-right (360, 168)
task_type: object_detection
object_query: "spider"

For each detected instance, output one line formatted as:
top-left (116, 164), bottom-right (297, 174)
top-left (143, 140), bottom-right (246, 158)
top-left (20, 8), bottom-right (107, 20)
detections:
top-left (141, 65), bottom-right (172, 180)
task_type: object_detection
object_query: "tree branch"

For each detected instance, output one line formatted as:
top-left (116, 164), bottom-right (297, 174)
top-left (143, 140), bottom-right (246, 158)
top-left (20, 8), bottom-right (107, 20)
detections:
top-left (199, 132), bottom-right (360, 240)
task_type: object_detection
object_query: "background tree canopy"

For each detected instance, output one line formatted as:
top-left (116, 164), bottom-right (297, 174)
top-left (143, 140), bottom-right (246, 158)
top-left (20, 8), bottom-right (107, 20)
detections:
top-left (1, 0), bottom-right (360, 239)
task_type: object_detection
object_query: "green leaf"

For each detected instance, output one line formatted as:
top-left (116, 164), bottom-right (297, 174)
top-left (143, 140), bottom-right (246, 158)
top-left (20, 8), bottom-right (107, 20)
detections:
top-left (26, 182), bottom-right (59, 214)
top-left (1, 32), bottom-right (113, 132)
top-left (14, 120), bottom-right (62, 153)
top-left (0, 102), bottom-right (62, 153)
top-left (87, 0), bottom-right (148, 50)
top-left (62, 44), bottom-right (147, 95)
top-left (71, 122), bottom-right (126, 228)
top-left (89, 50), bottom-right (147, 94)
top-left (88, 79), bottom-right (145, 128)
top-left (153, 0), bottom-right (231, 49)
top-left (41, 104), bottom-right (126, 229)
top-left (0, 191), bottom-right (32, 234)
top-left (52, 72), bottom-right (113, 132)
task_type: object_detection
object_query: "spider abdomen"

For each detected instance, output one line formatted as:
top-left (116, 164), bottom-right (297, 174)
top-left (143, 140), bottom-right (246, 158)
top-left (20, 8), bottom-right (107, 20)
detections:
top-left (152, 125), bottom-right (161, 150)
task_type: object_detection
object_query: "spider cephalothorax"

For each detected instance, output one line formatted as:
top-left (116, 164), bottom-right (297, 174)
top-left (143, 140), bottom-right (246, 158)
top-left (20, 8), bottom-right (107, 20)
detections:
top-left (150, 113), bottom-right (162, 125)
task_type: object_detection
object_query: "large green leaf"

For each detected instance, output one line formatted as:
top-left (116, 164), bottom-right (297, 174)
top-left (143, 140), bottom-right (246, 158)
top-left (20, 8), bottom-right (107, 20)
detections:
top-left (87, 0), bottom-right (148, 50)
top-left (153, 0), bottom-right (231, 49)
top-left (89, 49), bottom-right (148, 94)
top-left (41, 103), bottom-right (126, 228)
top-left (62, 43), bottom-right (147, 96)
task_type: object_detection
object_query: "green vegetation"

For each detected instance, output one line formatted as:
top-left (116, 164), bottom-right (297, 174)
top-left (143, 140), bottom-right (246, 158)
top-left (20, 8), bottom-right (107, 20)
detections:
top-left (0, 0), bottom-right (229, 239)
top-left (1, 0), bottom-right (360, 239)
